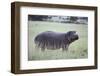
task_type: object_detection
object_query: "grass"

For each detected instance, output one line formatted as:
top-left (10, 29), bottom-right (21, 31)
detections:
top-left (28, 21), bottom-right (88, 61)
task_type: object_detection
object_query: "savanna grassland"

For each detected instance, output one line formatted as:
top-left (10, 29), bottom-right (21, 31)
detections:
top-left (28, 21), bottom-right (88, 60)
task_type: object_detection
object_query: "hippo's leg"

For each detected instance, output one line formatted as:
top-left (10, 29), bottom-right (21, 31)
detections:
top-left (34, 45), bottom-right (39, 51)
top-left (41, 42), bottom-right (45, 51)
top-left (41, 47), bottom-right (45, 51)
top-left (62, 45), bottom-right (69, 51)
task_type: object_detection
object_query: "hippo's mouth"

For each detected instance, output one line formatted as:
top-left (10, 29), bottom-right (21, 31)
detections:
top-left (74, 32), bottom-right (79, 39)
top-left (75, 35), bottom-right (79, 40)
top-left (72, 32), bottom-right (79, 40)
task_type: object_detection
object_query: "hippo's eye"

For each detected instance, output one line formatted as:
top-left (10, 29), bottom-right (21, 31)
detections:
top-left (74, 31), bottom-right (76, 33)
top-left (72, 31), bottom-right (76, 33)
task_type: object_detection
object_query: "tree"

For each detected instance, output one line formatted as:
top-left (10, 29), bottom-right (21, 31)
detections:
top-left (70, 17), bottom-right (78, 23)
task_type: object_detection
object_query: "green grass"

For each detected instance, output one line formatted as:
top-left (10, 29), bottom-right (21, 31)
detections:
top-left (28, 21), bottom-right (88, 60)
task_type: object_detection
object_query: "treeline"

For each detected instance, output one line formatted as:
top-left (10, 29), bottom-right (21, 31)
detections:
top-left (28, 15), bottom-right (88, 24)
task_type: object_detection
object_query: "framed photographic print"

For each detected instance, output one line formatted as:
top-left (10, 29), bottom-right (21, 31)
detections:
top-left (11, 2), bottom-right (98, 74)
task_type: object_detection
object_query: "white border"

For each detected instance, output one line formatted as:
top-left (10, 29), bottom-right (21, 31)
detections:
top-left (20, 7), bottom-right (95, 70)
